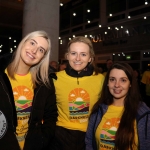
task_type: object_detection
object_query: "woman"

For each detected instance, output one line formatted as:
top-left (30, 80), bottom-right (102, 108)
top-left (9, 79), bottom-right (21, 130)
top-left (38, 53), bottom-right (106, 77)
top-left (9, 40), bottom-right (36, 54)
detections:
top-left (0, 30), bottom-right (57, 150)
top-left (52, 36), bottom-right (104, 150)
top-left (85, 62), bottom-right (150, 150)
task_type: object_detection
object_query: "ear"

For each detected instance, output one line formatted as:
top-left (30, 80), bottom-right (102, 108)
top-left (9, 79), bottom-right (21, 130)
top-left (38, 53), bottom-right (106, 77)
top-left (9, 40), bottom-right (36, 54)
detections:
top-left (88, 57), bottom-right (92, 63)
top-left (66, 53), bottom-right (69, 60)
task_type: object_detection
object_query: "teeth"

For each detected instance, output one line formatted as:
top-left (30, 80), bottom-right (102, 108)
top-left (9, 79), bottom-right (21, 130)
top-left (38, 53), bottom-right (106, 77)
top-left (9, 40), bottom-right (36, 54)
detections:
top-left (27, 53), bottom-right (34, 59)
top-left (114, 90), bottom-right (121, 94)
top-left (74, 62), bottom-right (81, 64)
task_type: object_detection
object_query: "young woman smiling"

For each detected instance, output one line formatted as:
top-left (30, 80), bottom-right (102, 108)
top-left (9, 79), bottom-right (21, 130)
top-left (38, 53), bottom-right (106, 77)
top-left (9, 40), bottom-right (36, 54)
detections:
top-left (85, 62), bottom-right (150, 150)
top-left (51, 36), bottom-right (104, 150)
top-left (0, 31), bottom-right (57, 150)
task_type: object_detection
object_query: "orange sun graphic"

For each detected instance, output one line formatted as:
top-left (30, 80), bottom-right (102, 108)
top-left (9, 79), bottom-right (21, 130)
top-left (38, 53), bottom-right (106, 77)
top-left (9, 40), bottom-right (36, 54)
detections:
top-left (103, 118), bottom-right (120, 130)
top-left (68, 88), bottom-right (90, 102)
top-left (13, 86), bottom-right (33, 100)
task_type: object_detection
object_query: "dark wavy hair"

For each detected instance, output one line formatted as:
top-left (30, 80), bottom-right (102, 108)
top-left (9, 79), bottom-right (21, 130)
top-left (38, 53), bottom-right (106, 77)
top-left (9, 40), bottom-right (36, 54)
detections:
top-left (92, 62), bottom-right (141, 150)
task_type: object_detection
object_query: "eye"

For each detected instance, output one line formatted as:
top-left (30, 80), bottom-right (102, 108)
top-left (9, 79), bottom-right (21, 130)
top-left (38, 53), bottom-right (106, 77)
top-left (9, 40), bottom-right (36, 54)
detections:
top-left (81, 53), bottom-right (86, 56)
top-left (70, 52), bottom-right (76, 55)
top-left (109, 78), bottom-right (115, 82)
top-left (39, 48), bottom-right (44, 53)
top-left (121, 78), bottom-right (127, 82)
top-left (30, 41), bottom-right (36, 46)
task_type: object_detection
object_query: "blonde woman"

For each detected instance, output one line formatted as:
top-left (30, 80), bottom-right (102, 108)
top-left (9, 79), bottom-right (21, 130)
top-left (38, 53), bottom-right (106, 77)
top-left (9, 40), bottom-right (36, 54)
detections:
top-left (0, 31), bottom-right (57, 150)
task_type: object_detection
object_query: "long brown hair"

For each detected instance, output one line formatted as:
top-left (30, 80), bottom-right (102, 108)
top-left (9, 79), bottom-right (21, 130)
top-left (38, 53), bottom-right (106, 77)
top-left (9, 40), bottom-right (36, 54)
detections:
top-left (92, 62), bottom-right (141, 150)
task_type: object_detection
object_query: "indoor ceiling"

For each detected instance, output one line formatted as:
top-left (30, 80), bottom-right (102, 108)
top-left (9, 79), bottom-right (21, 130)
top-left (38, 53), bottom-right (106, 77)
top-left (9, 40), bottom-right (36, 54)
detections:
top-left (0, 0), bottom-right (71, 38)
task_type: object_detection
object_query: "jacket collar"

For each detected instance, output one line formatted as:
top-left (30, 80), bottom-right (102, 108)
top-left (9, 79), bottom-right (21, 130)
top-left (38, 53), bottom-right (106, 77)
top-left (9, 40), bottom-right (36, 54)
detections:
top-left (65, 63), bottom-right (94, 78)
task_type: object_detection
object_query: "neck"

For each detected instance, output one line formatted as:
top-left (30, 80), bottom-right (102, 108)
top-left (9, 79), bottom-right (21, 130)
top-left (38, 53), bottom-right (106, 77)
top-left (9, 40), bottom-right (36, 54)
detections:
top-left (112, 98), bottom-right (124, 107)
top-left (16, 60), bottom-right (30, 75)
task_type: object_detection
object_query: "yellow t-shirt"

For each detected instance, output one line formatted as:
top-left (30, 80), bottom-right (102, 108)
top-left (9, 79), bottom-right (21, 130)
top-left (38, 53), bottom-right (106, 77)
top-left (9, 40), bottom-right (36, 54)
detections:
top-left (6, 71), bottom-right (33, 150)
top-left (54, 70), bottom-right (104, 132)
top-left (95, 105), bottom-right (138, 150)
top-left (141, 70), bottom-right (150, 96)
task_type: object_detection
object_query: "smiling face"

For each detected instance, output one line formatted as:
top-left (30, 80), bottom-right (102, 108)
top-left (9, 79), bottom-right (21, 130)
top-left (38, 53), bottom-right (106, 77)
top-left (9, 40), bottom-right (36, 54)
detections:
top-left (66, 42), bottom-right (91, 72)
top-left (108, 68), bottom-right (131, 105)
top-left (19, 36), bottom-right (48, 69)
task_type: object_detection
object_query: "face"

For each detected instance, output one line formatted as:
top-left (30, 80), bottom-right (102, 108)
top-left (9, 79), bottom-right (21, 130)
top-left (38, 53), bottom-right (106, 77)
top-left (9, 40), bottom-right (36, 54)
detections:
top-left (67, 42), bottom-right (91, 72)
top-left (20, 36), bottom-right (48, 68)
top-left (108, 68), bottom-right (131, 105)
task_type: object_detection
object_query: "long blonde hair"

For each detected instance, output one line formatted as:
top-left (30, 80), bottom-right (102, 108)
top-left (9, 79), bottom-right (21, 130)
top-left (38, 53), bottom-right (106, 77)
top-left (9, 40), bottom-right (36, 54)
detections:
top-left (7, 30), bottom-right (51, 87)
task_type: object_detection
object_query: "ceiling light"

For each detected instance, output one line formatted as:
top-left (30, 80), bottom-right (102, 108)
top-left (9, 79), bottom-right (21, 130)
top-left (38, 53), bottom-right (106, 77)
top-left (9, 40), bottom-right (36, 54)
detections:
top-left (73, 13), bottom-right (76, 16)
top-left (60, 3), bottom-right (63, 6)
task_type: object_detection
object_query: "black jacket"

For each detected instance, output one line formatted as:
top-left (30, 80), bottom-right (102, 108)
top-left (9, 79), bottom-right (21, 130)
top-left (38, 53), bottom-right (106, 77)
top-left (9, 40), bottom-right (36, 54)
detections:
top-left (0, 54), bottom-right (57, 150)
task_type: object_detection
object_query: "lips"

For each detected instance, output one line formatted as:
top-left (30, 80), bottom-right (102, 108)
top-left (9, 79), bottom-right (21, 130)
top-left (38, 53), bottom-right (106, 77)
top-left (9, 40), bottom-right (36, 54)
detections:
top-left (26, 52), bottom-right (35, 59)
top-left (113, 89), bottom-right (122, 94)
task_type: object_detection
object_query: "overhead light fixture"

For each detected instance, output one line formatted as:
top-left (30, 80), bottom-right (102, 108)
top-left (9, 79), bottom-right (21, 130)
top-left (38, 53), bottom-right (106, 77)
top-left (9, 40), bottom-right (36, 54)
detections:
top-left (109, 14), bottom-right (112, 16)
top-left (99, 25), bottom-right (101, 27)
top-left (73, 13), bottom-right (76, 16)
top-left (145, 1), bottom-right (148, 5)
top-left (87, 9), bottom-right (90, 13)
top-left (60, 3), bottom-right (63, 6)
top-left (144, 16), bottom-right (147, 19)
top-left (87, 20), bottom-right (90, 23)
top-left (128, 16), bottom-right (131, 19)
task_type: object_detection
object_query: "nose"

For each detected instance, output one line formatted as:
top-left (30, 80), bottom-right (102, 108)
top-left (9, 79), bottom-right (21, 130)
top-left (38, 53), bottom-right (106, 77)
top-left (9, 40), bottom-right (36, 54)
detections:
top-left (31, 47), bottom-right (38, 54)
top-left (76, 54), bottom-right (81, 61)
top-left (114, 80), bottom-right (120, 87)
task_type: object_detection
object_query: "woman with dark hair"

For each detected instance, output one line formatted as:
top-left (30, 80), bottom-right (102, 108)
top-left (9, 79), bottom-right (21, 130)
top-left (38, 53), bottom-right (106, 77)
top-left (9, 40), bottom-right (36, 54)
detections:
top-left (85, 62), bottom-right (150, 150)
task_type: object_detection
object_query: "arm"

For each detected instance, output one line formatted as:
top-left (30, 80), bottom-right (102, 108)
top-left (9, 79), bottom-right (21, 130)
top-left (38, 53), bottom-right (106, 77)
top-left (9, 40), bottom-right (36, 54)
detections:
top-left (85, 113), bottom-right (97, 150)
top-left (42, 78), bottom-right (58, 147)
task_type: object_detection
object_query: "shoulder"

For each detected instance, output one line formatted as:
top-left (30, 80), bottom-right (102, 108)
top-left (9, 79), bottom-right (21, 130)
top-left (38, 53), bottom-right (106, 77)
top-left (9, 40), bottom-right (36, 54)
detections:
top-left (137, 102), bottom-right (150, 119)
top-left (0, 53), bottom-right (12, 72)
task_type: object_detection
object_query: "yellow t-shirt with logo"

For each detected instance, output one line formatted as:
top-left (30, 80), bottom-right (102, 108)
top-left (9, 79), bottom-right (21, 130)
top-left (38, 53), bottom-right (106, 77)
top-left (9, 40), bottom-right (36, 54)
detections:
top-left (6, 71), bottom-right (33, 150)
top-left (95, 105), bottom-right (138, 150)
top-left (141, 71), bottom-right (150, 96)
top-left (53, 70), bottom-right (104, 132)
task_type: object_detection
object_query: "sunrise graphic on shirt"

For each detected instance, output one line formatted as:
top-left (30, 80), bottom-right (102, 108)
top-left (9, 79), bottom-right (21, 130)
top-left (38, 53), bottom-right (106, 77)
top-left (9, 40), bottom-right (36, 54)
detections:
top-left (100, 118), bottom-right (120, 146)
top-left (13, 86), bottom-right (33, 113)
top-left (68, 88), bottom-right (90, 123)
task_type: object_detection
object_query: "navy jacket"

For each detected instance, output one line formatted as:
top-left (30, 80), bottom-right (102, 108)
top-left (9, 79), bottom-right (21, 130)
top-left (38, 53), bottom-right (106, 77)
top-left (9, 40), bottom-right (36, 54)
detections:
top-left (0, 54), bottom-right (57, 150)
top-left (85, 102), bottom-right (150, 150)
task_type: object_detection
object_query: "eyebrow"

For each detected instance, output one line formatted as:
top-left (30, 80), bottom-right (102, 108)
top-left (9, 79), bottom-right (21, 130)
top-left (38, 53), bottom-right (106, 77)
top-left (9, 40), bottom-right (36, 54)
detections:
top-left (31, 39), bottom-right (46, 52)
